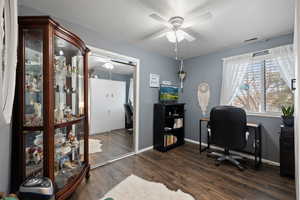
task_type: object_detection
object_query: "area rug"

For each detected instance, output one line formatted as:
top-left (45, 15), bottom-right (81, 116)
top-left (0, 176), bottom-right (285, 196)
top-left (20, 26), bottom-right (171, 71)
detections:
top-left (79, 139), bottom-right (102, 154)
top-left (100, 175), bottom-right (195, 200)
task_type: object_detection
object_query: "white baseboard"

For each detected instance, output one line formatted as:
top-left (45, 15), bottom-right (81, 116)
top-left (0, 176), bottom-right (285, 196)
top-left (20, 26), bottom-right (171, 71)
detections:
top-left (137, 146), bottom-right (153, 154)
top-left (184, 138), bottom-right (280, 167)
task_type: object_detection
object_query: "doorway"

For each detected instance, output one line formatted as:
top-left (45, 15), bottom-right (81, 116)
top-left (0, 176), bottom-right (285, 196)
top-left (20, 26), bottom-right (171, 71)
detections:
top-left (87, 46), bottom-right (139, 168)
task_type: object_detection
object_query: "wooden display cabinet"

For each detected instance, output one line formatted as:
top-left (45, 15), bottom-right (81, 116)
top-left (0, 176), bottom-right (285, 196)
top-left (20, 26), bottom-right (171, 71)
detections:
top-left (11, 16), bottom-right (90, 200)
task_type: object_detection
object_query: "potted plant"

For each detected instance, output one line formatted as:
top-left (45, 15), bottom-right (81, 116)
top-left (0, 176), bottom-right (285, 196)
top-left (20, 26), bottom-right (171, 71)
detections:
top-left (281, 105), bottom-right (294, 127)
top-left (178, 70), bottom-right (186, 89)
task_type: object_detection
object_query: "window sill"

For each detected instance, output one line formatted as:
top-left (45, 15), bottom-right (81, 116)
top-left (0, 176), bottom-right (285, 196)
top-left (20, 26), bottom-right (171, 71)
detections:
top-left (246, 112), bottom-right (281, 118)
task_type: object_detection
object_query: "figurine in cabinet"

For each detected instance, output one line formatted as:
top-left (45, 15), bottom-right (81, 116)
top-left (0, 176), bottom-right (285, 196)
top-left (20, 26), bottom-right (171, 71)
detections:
top-left (64, 106), bottom-right (73, 120)
top-left (55, 85), bottom-right (60, 92)
top-left (37, 75), bottom-right (43, 90)
top-left (59, 156), bottom-right (70, 171)
top-left (54, 56), bottom-right (66, 73)
top-left (67, 131), bottom-right (79, 147)
top-left (26, 146), bottom-right (43, 165)
top-left (55, 104), bottom-right (65, 123)
top-left (63, 161), bottom-right (75, 169)
top-left (24, 101), bottom-right (42, 126)
top-left (31, 102), bottom-right (42, 126)
top-left (31, 77), bottom-right (39, 92)
top-left (25, 74), bottom-right (40, 92)
top-left (63, 84), bottom-right (70, 94)
top-left (71, 66), bottom-right (77, 73)
top-left (71, 87), bottom-right (76, 93)
top-left (54, 58), bottom-right (60, 72)
top-left (25, 73), bottom-right (31, 91)
top-left (33, 102), bottom-right (42, 119)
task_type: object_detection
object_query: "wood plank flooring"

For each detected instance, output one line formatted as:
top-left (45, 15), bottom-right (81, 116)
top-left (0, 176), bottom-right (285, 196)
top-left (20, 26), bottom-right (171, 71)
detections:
top-left (89, 129), bottom-right (133, 166)
top-left (70, 142), bottom-right (295, 200)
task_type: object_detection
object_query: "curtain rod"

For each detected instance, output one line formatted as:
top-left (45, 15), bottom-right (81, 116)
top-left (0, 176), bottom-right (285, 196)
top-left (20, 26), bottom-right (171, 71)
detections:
top-left (222, 44), bottom-right (292, 61)
top-left (252, 50), bottom-right (269, 57)
top-left (90, 54), bottom-right (136, 67)
top-left (111, 59), bottom-right (137, 67)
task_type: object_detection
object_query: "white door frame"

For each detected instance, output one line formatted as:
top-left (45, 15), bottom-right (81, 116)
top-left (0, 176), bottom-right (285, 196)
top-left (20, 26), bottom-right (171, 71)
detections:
top-left (294, 1), bottom-right (300, 199)
top-left (87, 45), bottom-right (140, 153)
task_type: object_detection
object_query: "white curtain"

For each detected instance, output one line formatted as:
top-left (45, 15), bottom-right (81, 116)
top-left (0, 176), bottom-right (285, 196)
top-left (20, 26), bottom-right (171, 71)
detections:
top-left (270, 44), bottom-right (295, 89)
top-left (128, 78), bottom-right (134, 105)
top-left (220, 54), bottom-right (252, 105)
top-left (294, 0), bottom-right (300, 199)
top-left (0, 0), bottom-right (18, 125)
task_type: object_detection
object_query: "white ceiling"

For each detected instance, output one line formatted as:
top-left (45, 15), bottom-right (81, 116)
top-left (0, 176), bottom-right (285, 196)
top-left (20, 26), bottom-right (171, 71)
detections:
top-left (89, 55), bottom-right (134, 75)
top-left (19, 0), bottom-right (294, 59)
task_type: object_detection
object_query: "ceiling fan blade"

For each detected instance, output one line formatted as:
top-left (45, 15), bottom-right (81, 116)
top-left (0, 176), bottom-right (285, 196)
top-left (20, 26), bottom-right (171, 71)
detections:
top-left (149, 13), bottom-right (172, 28)
top-left (149, 13), bottom-right (168, 23)
top-left (181, 30), bottom-right (196, 42)
top-left (186, 0), bottom-right (217, 18)
top-left (143, 28), bottom-right (169, 41)
top-left (138, 0), bottom-right (174, 19)
top-left (184, 28), bottom-right (203, 38)
top-left (182, 12), bottom-right (212, 28)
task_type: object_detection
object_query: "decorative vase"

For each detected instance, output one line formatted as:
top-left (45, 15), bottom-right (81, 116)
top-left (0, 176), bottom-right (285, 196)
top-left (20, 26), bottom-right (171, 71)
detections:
top-left (178, 71), bottom-right (186, 89)
top-left (282, 116), bottom-right (294, 127)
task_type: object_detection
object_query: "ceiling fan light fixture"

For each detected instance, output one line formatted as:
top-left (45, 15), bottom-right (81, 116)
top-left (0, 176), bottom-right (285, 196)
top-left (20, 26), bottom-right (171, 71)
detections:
top-left (59, 50), bottom-right (64, 56)
top-left (166, 30), bottom-right (185, 43)
top-left (103, 62), bottom-right (114, 70)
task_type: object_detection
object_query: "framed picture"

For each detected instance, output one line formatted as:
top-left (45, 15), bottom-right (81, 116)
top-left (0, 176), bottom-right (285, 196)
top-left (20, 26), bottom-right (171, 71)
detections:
top-left (292, 79), bottom-right (296, 91)
top-left (149, 73), bottom-right (160, 88)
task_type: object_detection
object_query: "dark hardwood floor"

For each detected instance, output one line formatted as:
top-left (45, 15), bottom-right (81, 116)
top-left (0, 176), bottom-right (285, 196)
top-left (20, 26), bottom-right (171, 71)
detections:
top-left (89, 129), bottom-right (133, 166)
top-left (70, 142), bottom-right (295, 200)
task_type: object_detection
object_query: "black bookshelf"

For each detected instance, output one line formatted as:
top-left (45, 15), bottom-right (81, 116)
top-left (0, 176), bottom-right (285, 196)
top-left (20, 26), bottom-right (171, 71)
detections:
top-left (280, 126), bottom-right (294, 178)
top-left (153, 103), bottom-right (185, 152)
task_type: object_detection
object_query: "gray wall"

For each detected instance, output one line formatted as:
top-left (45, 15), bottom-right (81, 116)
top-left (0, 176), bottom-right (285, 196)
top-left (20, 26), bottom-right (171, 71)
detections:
top-left (181, 34), bottom-right (293, 163)
top-left (18, 5), bottom-right (179, 151)
top-left (0, 123), bottom-right (11, 192)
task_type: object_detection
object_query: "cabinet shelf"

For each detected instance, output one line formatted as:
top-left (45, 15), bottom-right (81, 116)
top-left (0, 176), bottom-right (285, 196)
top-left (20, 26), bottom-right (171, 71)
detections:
top-left (54, 116), bottom-right (85, 129)
top-left (22, 116), bottom-right (86, 130)
top-left (26, 90), bottom-right (42, 93)
top-left (26, 165), bottom-right (43, 178)
top-left (23, 126), bottom-right (44, 131)
top-left (157, 141), bottom-right (185, 152)
top-left (162, 127), bottom-right (184, 134)
top-left (165, 115), bottom-right (184, 119)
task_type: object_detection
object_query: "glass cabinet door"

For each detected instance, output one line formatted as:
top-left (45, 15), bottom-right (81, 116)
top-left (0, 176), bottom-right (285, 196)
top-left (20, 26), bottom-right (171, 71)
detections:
top-left (54, 121), bottom-right (85, 190)
top-left (53, 35), bottom-right (86, 190)
top-left (24, 131), bottom-right (44, 178)
top-left (24, 29), bottom-right (43, 127)
top-left (53, 36), bottom-right (84, 125)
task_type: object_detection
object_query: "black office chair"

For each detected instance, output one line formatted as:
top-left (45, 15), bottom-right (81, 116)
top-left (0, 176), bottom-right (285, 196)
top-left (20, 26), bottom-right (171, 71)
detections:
top-left (124, 103), bottom-right (133, 133)
top-left (208, 106), bottom-right (247, 170)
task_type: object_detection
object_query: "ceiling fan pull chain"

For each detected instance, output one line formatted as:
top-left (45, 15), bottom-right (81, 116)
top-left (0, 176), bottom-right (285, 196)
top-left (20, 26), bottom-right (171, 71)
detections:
top-left (175, 30), bottom-right (179, 60)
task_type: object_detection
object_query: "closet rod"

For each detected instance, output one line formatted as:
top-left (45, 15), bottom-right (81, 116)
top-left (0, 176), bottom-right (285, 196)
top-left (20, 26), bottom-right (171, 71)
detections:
top-left (111, 59), bottom-right (137, 67)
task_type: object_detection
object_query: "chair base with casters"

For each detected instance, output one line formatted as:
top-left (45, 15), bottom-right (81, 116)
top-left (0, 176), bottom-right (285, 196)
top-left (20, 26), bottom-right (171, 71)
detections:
top-left (207, 148), bottom-right (245, 171)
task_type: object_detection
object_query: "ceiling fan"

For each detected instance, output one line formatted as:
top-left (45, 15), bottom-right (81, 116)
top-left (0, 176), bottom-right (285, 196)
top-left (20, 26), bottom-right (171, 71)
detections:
top-left (146, 12), bottom-right (212, 43)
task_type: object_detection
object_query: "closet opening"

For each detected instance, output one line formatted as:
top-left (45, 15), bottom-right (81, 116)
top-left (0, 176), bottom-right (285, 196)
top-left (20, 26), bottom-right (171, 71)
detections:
top-left (87, 46), bottom-right (139, 168)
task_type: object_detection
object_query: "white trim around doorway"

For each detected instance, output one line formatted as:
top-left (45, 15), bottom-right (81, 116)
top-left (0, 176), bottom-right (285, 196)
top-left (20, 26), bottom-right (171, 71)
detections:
top-left (87, 45), bottom-right (140, 154)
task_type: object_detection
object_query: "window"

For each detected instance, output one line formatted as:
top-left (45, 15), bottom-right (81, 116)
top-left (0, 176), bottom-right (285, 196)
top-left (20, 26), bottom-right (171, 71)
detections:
top-left (231, 57), bottom-right (294, 114)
